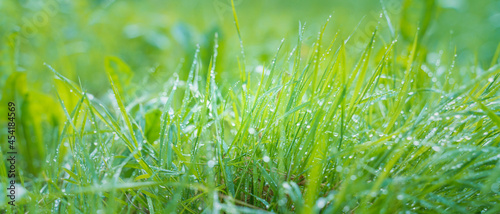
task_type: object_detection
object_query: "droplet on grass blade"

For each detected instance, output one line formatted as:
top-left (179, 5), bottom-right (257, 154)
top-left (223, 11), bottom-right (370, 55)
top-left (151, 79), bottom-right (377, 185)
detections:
top-left (208, 160), bottom-right (215, 168)
top-left (432, 146), bottom-right (442, 152)
top-left (397, 194), bottom-right (404, 200)
top-left (248, 127), bottom-right (256, 134)
top-left (316, 198), bottom-right (326, 208)
top-left (263, 156), bottom-right (270, 163)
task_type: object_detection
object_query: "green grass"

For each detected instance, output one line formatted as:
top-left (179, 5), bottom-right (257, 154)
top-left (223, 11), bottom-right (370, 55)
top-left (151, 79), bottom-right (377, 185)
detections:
top-left (1, 0), bottom-right (500, 213)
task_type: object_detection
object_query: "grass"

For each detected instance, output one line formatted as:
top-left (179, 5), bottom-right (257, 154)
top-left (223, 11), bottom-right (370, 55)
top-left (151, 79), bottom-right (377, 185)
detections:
top-left (1, 0), bottom-right (500, 213)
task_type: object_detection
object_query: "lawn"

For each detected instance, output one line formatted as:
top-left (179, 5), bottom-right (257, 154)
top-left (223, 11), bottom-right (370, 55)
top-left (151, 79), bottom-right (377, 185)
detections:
top-left (1, 0), bottom-right (500, 213)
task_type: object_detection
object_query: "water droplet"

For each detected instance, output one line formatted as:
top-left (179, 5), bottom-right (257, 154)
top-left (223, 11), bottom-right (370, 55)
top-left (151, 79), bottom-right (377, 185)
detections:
top-left (208, 160), bottom-right (215, 168)
top-left (316, 198), bottom-right (326, 208)
top-left (432, 146), bottom-right (441, 152)
top-left (248, 128), bottom-right (256, 134)
top-left (397, 194), bottom-right (404, 200)
top-left (263, 156), bottom-right (270, 163)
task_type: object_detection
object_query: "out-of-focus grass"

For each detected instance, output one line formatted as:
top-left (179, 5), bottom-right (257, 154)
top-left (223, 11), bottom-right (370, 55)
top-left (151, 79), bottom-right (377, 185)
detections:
top-left (1, 0), bottom-right (500, 213)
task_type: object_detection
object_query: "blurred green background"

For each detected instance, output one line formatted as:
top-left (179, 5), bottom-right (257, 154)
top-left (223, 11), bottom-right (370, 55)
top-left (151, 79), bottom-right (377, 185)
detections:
top-left (1, 0), bottom-right (499, 96)
top-left (0, 0), bottom-right (499, 176)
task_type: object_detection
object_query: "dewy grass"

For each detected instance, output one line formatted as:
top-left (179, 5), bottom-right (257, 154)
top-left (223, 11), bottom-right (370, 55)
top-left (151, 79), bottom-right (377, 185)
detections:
top-left (1, 2), bottom-right (500, 214)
